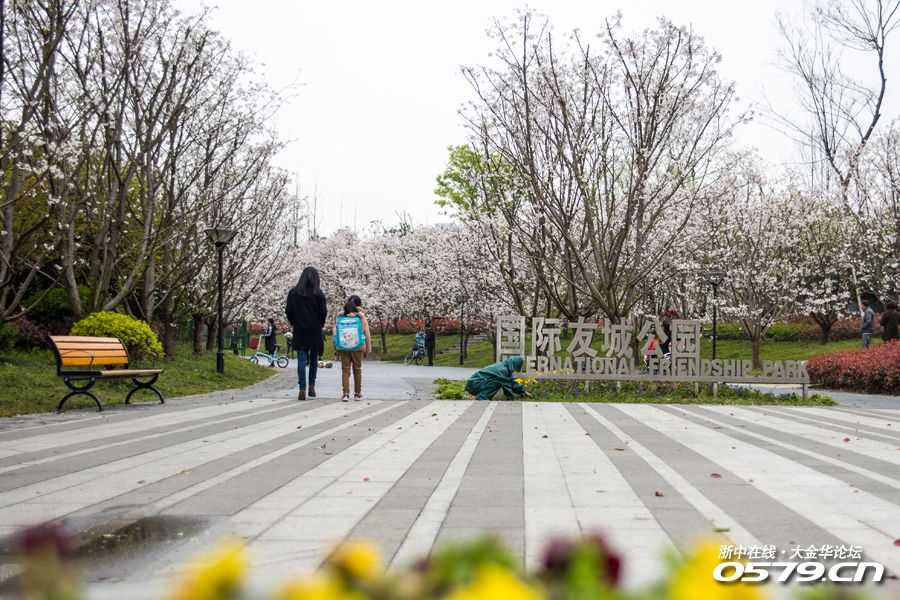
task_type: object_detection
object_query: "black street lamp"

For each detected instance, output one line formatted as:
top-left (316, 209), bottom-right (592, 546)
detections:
top-left (704, 268), bottom-right (727, 361)
top-left (455, 293), bottom-right (469, 366)
top-left (205, 226), bottom-right (238, 374)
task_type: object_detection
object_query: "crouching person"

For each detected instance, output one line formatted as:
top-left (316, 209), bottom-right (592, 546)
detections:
top-left (464, 356), bottom-right (533, 401)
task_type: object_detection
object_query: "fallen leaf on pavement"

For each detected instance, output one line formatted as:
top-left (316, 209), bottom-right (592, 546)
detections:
top-left (363, 477), bottom-right (369, 482)
top-left (843, 437), bottom-right (851, 442)
top-left (710, 473), bottom-right (722, 478)
top-left (654, 491), bottom-right (664, 497)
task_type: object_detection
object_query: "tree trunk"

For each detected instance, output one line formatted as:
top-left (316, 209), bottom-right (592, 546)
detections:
top-left (161, 292), bottom-right (177, 359)
top-left (163, 320), bottom-right (177, 360)
top-left (811, 312), bottom-right (835, 344)
top-left (143, 254), bottom-right (156, 323)
top-left (206, 314), bottom-right (217, 352)
top-left (380, 323), bottom-right (388, 354)
top-left (751, 339), bottom-right (761, 370)
top-left (192, 313), bottom-right (205, 355)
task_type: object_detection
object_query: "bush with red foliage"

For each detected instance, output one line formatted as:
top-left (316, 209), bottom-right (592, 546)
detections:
top-left (807, 341), bottom-right (900, 394)
top-left (12, 318), bottom-right (52, 350)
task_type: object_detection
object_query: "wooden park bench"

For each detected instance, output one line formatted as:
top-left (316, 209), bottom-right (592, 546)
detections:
top-left (46, 336), bottom-right (165, 412)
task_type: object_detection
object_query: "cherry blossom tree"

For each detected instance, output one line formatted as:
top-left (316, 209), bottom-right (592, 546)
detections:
top-left (460, 11), bottom-right (741, 322)
top-left (697, 167), bottom-right (807, 368)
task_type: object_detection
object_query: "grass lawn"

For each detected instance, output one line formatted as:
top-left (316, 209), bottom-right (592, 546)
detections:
top-left (433, 378), bottom-right (836, 406)
top-left (0, 342), bottom-right (275, 416)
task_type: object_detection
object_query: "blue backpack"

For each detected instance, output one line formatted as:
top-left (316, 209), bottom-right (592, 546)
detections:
top-left (334, 315), bottom-right (366, 351)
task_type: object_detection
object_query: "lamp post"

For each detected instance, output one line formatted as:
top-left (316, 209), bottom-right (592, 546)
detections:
top-left (455, 293), bottom-right (469, 366)
top-left (704, 268), bottom-right (727, 361)
top-left (205, 226), bottom-right (238, 374)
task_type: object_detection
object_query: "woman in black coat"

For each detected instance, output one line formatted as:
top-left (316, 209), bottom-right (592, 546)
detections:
top-left (285, 266), bottom-right (327, 400)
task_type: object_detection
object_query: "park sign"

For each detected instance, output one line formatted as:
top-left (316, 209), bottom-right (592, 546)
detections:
top-left (495, 316), bottom-right (810, 386)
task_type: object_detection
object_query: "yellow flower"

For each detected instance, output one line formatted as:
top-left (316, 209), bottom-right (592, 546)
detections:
top-left (327, 540), bottom-right (382, 582)
top-left (670, 540), bottom-right (767, 600)
top-left (277, 573), bottom-right (362, 600)
top-left (169, 540), bottom-right (247, 600)
top-left (444, 564), bottom-right (544, 600)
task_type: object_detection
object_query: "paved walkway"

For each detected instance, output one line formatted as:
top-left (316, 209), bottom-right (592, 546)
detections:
top-left (0, 363), bottom-right (897, 597)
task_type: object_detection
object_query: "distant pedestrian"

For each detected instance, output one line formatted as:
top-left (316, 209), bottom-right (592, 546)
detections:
top-left (881, 300), bottom-right (899, 342)
top-left (660, 308), bottom-right (678, 355)
top-left (860, 299), bottom-right (875, 349)
top-left (465, 356), bottom-right (533, 401)
top-left (424, 321), bottom-right (436, 366)
top-left (263, 318), bottom-right (277, 354)
top-left (285, 266), bottom-right (327, 401)
top-left (263, 317), bottom-right (276, 368)
top-left (335, 295), bottom-right (372, 401)
top-left (284, 331), bottom-right (294, 358)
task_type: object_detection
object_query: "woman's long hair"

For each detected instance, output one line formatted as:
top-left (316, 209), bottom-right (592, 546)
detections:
top-left (292, 266), bottom-right (321, 297)
top-left (343, 295), bottom-right (362, 315)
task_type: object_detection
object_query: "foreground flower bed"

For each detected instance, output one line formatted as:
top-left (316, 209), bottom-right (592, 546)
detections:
top-left (13, 523), bottom-right (876, 600)
top-left (807, 340), bottom-right (900, 394)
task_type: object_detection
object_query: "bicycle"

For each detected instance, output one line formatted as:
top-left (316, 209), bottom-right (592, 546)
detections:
top-left (403, 343), bottom-right (426, 366)
top-left (250, 338), bottom-right (289, 368)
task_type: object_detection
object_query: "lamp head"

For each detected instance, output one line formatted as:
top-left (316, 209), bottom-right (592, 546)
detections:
top-left (205, 226), bottom-right (238, 247)
top-left (704, 268), bottom-right (727, 286)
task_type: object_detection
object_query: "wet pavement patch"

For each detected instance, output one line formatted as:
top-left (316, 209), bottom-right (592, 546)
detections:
top-left (0, 514), bottom-right (213, 592)
top-left (75, 515), bottom-right (212, 581)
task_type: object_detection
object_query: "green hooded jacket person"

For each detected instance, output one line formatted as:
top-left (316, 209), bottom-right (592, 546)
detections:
top-left (465, 356), bottom-right (532, 401)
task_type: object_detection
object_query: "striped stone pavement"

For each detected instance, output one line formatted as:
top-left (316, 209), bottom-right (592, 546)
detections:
top-left (0, 395), bottom-right (897, 595)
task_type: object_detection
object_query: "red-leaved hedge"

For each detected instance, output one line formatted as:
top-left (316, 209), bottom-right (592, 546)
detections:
top-left (806, 341), bottom-right (900, 394)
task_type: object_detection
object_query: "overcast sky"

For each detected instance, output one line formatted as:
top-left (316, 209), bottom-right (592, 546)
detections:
top-left (174, 0), bottom-right (900, 235)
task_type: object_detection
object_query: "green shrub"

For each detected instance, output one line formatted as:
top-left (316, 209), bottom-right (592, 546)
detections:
top-left (23, 285), bottom-right (89, 333)
top-left (70, 312), bottom-right (163, 361)
top-left (0, 324), bottom-right (16, 352)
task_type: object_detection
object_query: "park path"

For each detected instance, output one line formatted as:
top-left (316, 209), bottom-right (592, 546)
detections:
top-left (0, 367), bottom-right (896, 597)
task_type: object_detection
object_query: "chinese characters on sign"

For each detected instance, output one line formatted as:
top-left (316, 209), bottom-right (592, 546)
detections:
top-left (495, 315), bottom-right (810, 384)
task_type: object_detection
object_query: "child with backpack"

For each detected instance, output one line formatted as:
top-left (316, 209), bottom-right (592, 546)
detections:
top-left (334, 295), bottom-right (372, 401)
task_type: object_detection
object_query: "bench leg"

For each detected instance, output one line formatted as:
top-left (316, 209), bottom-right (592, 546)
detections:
top-left (59, 378), bottom-right (103, 412)
top-left (125, 375), bottom-right (165, 405)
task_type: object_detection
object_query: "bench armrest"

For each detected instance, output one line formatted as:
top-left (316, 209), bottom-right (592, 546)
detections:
top-left (59, 349), bottom-right (96, 371)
